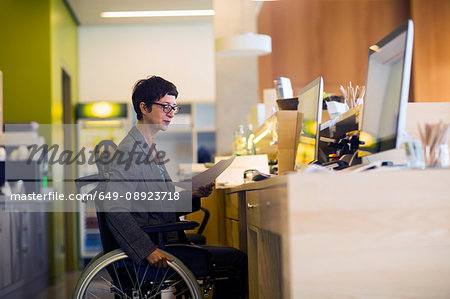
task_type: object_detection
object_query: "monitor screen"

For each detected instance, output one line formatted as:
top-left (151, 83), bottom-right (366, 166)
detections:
top-left (359, 20), bottom-right (414, 157)
top-left (295, 77), bottom-right (323, 167)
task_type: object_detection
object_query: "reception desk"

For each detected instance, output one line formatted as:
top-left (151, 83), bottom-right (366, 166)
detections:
top-left (227, 168), bottom-right (450, 298)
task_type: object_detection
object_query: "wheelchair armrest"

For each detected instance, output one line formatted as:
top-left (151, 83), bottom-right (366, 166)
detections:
top-left (197, 207), bottom-right (210, 235)
top-left (142, 221), bottom-right (199, 234)
top-left (75, 174), bottom-right (101, 191)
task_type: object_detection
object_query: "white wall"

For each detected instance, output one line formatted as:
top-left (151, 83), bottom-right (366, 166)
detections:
top-left (213, 0), bottom-right (260, 154)
top-left (78, 23), bottom-right (215, 103)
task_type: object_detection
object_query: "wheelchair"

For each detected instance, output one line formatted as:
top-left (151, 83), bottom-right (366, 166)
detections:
top-left (72, 140), bottom-right (219, 299)
top-left (72, 225), bottom-right (213, 299)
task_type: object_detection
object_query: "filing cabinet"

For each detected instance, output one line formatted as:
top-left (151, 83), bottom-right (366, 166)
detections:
top-left (0, 205), bottom-right (49, 298)
top-left (0, 212), bottom-right (12, 289)
top-left (225, 192), bottom-right (239, 248)
top-left (224, 190), bottom-right (247, 253)
top-left (245, 186), bottom-right (286, 299)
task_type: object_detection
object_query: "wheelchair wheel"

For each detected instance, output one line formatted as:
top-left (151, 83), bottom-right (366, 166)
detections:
top-left (73, 249), bottom-right (203, 299)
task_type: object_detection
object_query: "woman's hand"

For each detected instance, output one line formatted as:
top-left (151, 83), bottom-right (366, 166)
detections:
top-left (146, 248), bottom-right (173, 268)
top-left (192, 182), bottom-right (214, 198)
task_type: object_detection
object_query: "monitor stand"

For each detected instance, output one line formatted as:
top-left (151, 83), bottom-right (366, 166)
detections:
top-left (361, 131), bottom-right (410, 166)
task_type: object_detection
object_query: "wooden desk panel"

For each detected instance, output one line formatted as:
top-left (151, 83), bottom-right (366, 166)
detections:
top-left (246, 186), bottom-right (287, 234)
top-left (185, 188), bottom-right (226, 246)
top-left (225, 192), bottom-right (239, 220)
top-left (246, 186), bottom-right (287, 299)
top-left (236, 168), bottom-right (450, 298)
top-left (287, 169), bottom-right (450, 298)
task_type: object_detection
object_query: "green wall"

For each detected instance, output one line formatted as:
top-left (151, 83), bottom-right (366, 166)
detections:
top-left (50, 0), bottom-right (80, 275)
top-left (0, 0), bottom-right (52, 123)
top-left (51, 0), bottom-right (78, 124)
top-left (0, 0), bottom-right (79, 284)
top-left (0, 0), bottom-right (78, 124)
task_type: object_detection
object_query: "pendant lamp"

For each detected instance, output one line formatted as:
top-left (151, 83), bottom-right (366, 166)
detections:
top-left (215, 32), bottom-right (272, 57)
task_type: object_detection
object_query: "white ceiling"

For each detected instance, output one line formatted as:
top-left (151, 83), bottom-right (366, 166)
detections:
top-left (65, 0), bottom-right (213, 25)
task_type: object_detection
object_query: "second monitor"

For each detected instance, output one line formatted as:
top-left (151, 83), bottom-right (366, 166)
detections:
top-left (295, 76), bottom-right (324, 169)
top-left (358, 20), bottom-right (414, 164)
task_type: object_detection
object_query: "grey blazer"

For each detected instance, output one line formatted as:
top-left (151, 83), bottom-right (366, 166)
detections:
top-left (102, 126), bottom-right (199, 263)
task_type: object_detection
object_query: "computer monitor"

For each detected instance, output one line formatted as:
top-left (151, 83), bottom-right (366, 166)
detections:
top-left (295, 76), bottom-right (323, 168)
top-left (358, 20), bottom-right (414, 163)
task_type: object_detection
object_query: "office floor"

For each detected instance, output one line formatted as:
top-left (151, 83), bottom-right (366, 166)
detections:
top-left (33, 271), bottom-right (79, 299)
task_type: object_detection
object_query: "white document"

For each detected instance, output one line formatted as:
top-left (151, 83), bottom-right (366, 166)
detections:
top-left (190, 156), bottom-right (236, 190)
top-left (215, 155), bottom-right (269, 188)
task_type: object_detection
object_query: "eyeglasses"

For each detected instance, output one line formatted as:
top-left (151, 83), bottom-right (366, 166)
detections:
top-left (152, 103), bottom-right (181, 114)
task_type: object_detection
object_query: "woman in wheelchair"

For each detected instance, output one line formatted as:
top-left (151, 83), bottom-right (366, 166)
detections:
top-left (73, 76), bottom-right (247, 299)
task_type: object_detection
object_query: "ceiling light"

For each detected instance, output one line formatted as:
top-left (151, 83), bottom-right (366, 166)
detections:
top-left (100, 10), bottom-right (215, 18)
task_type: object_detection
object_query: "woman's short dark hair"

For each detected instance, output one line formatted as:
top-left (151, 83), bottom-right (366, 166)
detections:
top-left (132, 76), bottom-right (178, 120)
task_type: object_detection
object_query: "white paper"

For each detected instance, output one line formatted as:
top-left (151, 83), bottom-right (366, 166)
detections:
top-left (190, 156), bottom-right (236, 190)
top-left (326, 101), bottom-right (349, 119)
top-left (215, 155), bottom-right (269, 188)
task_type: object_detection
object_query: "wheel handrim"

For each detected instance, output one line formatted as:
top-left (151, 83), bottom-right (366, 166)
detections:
top-left (74, 250), bottom-right (202, 299)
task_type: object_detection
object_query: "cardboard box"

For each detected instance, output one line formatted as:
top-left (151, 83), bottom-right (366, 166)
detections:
top-left (277, 111), bottom-right (303, 174)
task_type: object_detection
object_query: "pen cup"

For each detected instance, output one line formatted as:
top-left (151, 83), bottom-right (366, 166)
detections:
top-left (418, 121), bottom-right (450, 168)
